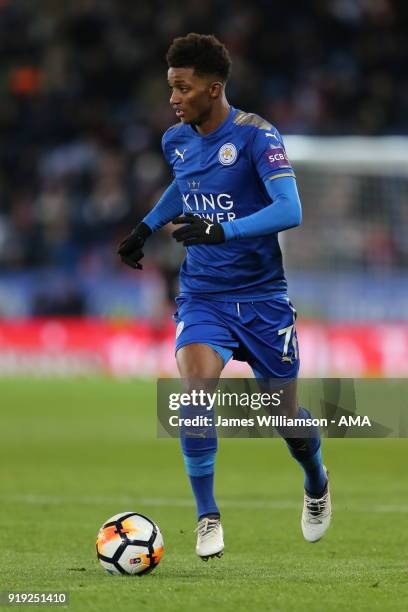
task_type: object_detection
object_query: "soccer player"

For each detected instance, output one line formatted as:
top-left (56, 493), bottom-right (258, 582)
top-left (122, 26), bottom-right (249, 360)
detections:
top-left (118, 33), bottom-right (331, 560)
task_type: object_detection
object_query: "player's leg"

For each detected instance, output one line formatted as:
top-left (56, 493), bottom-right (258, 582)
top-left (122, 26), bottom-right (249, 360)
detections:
top-left (272, 379), bottom-right (328, 506)
top-left (234, 298), bottom-right (331, 541)
top-left (176, 343), bottom-right (228, 559)
top-left (255, 371), bottom-right (328, 505)
top-left (176, 343), bottom-right (223, 522)
top-left (273, 386), bottom-right (330, 543)
top-left (173, 298), bottom-right (237, 557)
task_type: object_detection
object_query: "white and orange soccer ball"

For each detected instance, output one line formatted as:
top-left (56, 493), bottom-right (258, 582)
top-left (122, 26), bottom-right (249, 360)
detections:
top-left (96, 512), bottom-right (164, 575)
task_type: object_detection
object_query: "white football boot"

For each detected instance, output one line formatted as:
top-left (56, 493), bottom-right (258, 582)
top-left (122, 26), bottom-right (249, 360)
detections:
top-left (195, 516), bottom-right (224, 560)
top-left (301, 467), bottom-right (332, 543)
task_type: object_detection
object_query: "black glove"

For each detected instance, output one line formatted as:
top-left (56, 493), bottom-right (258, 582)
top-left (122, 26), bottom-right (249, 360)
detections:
top-left (117, 222), bottom-right (152, 270)
top-left (172, 213), bottom-right (225, 246)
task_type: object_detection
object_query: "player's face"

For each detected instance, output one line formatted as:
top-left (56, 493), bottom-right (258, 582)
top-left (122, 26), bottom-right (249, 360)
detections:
top-left (167, 67), bottom-right (217, 126)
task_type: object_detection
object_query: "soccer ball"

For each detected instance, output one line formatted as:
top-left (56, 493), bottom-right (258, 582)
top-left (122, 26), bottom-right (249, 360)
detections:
top-left (96, 512), bottom-right (164, 575)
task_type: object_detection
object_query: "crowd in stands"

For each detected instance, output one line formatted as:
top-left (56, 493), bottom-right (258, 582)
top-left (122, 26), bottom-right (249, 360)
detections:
top-left (0, 0), bottom-right (406, 314)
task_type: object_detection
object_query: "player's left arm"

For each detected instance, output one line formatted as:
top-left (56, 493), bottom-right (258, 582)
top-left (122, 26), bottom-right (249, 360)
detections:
top-left (222, 126), bottom-right (301, 240)
top-left (221, 175), bottom-right (301, 240)
top-left (172, 176), bottom-right (301, 245)
top-left (172, 127), bottom-right (302, 245)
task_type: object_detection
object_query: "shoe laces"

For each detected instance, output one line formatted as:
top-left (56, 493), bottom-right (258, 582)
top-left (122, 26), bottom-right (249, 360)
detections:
top-left (304, 491), bottom-right (330, 522)
top-left (195, 517), bottom-right (220, 539)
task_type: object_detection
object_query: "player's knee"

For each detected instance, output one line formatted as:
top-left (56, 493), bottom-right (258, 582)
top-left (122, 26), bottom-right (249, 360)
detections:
top-left (182, 377), bottom-right (219, 395)
top-left (280, 394), bottom-right (298, 419)
top-left (176, 344), bottom-right (223, 384)
top-left (258, 378), bottom-right (298, 418)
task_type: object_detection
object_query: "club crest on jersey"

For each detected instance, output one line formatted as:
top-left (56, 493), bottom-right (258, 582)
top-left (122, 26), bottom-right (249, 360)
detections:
top-left (218, 143), bottom-right (237, 166)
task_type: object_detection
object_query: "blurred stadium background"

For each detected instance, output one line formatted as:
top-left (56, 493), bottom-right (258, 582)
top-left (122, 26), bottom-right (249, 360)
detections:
top-left (2, 4), bottom-right (408, 609)
top-left (0, 0), bottom-right (407, 377)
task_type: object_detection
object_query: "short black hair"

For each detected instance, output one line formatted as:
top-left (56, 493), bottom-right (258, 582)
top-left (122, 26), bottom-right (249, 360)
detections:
top-left (166, 33), bottom-right (232, 82)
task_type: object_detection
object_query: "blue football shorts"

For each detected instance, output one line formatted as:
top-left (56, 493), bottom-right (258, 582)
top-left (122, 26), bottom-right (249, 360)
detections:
top-left (173, 293), bottom-right (300, 379)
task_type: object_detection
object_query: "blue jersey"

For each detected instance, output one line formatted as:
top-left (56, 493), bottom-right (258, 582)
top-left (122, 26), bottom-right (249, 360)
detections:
top-left (161, 107), bottom-right (295, 301)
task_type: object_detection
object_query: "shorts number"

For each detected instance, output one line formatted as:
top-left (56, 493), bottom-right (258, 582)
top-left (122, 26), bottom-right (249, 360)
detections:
top-left (278, 324), bottom-right (298, 362)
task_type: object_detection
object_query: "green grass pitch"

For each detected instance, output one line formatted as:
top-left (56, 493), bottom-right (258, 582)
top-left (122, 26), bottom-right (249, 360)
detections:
top-left (1, 378), bottom-right (407, 611)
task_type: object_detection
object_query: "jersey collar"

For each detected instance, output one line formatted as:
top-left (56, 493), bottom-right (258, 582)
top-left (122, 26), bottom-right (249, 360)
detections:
top-left (187, 106), bottom-right (237, 140)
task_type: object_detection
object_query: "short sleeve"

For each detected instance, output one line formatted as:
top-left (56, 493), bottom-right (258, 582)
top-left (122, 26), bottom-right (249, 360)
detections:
top-left (251, 127), bottom-right (295, 183)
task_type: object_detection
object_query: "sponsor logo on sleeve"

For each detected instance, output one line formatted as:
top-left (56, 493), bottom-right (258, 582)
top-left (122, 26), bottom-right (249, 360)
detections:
top-left (264, 145), bottom-right (291, 170)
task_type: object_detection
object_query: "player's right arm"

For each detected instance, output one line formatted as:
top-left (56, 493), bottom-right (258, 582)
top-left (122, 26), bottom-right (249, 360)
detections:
top-left (143, 180), bottom-right (184, 232)
top-left (117, 180), bottom-right (183, 270)
top-left (118, 127), bottom-right (184, 270)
